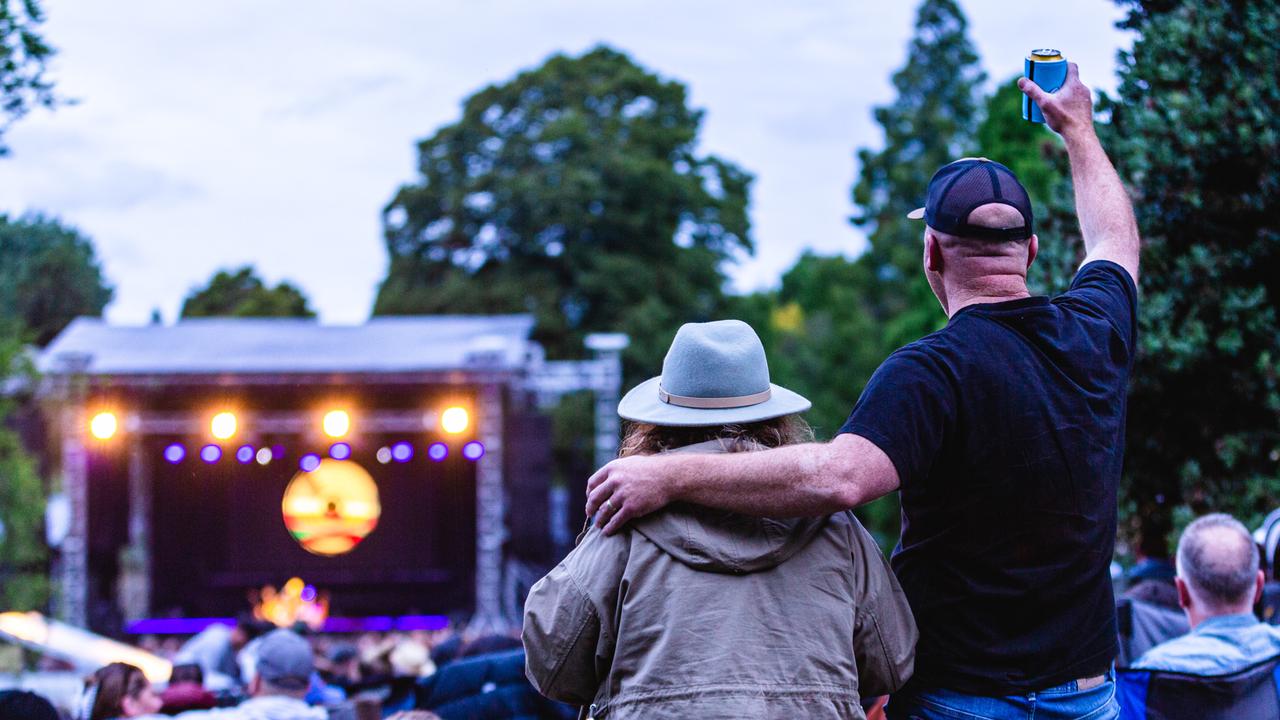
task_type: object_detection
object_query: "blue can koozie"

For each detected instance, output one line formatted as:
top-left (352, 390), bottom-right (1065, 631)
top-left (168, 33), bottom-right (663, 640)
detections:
top-left (1023, 49), bottom-right (1067, 123)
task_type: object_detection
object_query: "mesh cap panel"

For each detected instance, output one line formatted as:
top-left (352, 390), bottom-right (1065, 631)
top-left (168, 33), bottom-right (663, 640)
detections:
top-left (915, 158), bottom-right (1034, 241)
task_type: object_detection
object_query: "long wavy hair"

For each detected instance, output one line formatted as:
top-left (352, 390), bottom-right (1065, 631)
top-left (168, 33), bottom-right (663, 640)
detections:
top-left (618, 414), bottom-right (813, 458)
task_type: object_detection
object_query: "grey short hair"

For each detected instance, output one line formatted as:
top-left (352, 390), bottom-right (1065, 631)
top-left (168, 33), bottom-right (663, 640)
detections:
top-left (1176, 513), bottom-right (1259, 608)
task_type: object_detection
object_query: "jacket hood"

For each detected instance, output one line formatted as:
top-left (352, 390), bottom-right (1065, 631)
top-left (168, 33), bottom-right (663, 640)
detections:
top-left (631, 440), bottom-right (828, 574)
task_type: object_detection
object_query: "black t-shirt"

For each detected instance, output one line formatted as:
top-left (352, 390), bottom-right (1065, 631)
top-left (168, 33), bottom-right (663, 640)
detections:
top-left (839, 260), bottom-right (1138, 695)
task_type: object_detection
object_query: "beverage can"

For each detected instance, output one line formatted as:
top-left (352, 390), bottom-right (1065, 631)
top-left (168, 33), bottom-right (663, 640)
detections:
top-left (1023, 49), bottom-right (1068, 123)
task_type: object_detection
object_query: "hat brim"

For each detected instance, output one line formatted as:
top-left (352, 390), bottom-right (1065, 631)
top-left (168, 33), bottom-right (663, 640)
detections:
top-left (906, 207), bottom-right (926, 220)
top-left (617, 377), bottom-right (812, 427)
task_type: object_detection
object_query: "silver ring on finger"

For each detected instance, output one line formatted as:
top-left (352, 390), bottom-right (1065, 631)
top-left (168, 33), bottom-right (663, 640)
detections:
top-left (604, 498), bottom-right (616, 514)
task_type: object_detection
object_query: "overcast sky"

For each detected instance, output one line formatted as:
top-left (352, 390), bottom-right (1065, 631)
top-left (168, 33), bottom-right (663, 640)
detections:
top-left (0, 0), bottom-right (1131, 325)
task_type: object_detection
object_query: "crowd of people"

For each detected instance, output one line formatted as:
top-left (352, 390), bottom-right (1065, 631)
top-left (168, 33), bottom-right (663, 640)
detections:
top-left (0, 620), bottom-right (575, 720)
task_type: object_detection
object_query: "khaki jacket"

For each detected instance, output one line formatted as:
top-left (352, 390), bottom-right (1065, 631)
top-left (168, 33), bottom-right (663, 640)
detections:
top-left (523, 441), bottom-right (917, 719)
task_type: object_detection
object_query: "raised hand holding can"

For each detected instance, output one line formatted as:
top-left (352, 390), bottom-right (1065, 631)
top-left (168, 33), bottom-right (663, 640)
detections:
top-left (1023, 49), bottom-right (1068, 123)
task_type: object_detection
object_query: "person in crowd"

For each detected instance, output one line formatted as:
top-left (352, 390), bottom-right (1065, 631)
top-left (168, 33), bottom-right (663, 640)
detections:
top-left (1124, 538), bottom-right (1180, 611)
top-left (82, 662), bottom-right (166, 720)
top-left (318, 643), bottom-right (361, 691)
top-left (0, 689), bottom-right (61, 720)
top-left (1131, 514), bottom-right (1280, 672)
top-left (525, 320), bottom-right (917, 718)
top-left (174, 614), bottom-right (270, 688)
top-left (189, 629), bottom-right (328, 720)
top-left (160, 663), bottom-right (217, 714)
top-left (1253, 508), bottom-right (1280, 624)
top-left (388, 640), bottom-right (435, 678)
top-left (586, 63), bottom-right (1138, 720)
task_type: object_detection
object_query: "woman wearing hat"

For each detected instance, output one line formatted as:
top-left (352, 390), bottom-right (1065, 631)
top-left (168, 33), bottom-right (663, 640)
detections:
top-left (523, 320), bottom-right (917, 719)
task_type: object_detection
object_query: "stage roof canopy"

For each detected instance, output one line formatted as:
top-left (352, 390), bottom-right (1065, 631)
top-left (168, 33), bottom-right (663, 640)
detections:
top-left (38, 315), bottom-right (537, 376)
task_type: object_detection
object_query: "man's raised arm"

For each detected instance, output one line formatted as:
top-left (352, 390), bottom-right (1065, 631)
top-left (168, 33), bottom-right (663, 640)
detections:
top-left (1019, 63), bottom-right (1140, 283)
top-left (585, 433), bottom-right (899, 535)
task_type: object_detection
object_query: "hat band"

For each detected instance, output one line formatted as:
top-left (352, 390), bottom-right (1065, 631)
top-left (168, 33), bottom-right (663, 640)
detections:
top-left (658, 384), bottom-right (772, 410)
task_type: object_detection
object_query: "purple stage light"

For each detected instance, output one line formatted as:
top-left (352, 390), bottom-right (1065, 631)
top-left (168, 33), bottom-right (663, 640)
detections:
top-left (391, 442), bottom-right (413, 463)
top-left (427, 442), bottom-right (448, 462)
top-left (236, 445), bottom-right (255, 464)
top-left (329, 442), bottom-right (351, 460)
top-left (272, 444), bottom-right (286, 458)
top-left (163, 443), bottom-right (186, 464)
top-left (300, 454), bottom-right (321, 472)
top-left (300, 585), bottom-right (317, 602)
top-left (462, 441), bottom-right (485, 461)
top-left (200, 445), bottom-right (222, 464)
top-left (125, 614), bottom-right (450, 635)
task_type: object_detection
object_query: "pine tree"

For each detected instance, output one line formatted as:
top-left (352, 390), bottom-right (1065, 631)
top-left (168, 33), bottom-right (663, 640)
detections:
top-left (851, 0), bottom-right (987, 351)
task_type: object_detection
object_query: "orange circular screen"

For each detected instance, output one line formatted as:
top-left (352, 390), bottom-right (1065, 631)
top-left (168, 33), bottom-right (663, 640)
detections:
top-left (281, 459), bottom-right (381, 556)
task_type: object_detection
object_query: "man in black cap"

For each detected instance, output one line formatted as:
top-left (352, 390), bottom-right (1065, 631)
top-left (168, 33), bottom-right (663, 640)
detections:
top-left (587, 62), bottom-right (1137, 719)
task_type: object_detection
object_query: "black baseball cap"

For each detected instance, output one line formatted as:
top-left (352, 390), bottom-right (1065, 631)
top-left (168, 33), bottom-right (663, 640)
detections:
top-left (906, 158), bottom-right (1034, 241)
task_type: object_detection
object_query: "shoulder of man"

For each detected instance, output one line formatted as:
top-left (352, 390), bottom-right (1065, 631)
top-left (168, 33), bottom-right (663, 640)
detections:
top-left (1058, 260), bottom-right (1140, 340)
top-left (1131, 631), bottom-right (1245, 674)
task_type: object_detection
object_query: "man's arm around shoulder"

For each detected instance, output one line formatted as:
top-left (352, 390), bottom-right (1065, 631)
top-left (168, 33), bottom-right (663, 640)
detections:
top-left (585, 432), bottom-right (899, 535)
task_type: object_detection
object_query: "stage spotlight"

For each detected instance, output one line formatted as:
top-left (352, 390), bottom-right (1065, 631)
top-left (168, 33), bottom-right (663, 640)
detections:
top-left (211, 412), bottom-right (237, 440)
top-left (200, 445), bottom-right (222, 464)
top-left (441, 407), bottom-right (469, 434)
top-left (236, 445), bottom-right (254, 464)
top-left (376, 447), bottom-right (392, 464)
top-left (391, 442), bottom-right (413, 463)
top-left (163, 444), bottom-right (186, 464)
top-left (329, 442), bottom-right (351, 461)
top-left (90, 412), bottom-right (118, 440)
top-left (323, 410), bottom-right (350, 438)
top-left (256, 447), bottom-right (273, 465)
top-left (462, 441), bottom-right (486, 461)
top-left (428, 442), bottom-right (448, 462)
top-left (300, 454), bottom-right (321, 472)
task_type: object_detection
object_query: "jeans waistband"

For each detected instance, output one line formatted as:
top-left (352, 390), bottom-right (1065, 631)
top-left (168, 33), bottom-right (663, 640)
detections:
top-left (1039, 668), bottom-right (1114, 695)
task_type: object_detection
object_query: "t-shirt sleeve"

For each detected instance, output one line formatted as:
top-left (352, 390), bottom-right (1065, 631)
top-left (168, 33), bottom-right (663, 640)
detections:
top-left (1060, 260), bottom-right (1139, 353)
top-left (837, 345), bottom-right (954, 489)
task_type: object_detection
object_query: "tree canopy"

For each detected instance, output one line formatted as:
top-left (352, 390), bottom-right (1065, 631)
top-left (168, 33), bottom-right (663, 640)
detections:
top-left (1108, 0), bottom-right (1280, 548)
top-left (373, 45), bottom-right (753, 381)
top-left (850, 0), bottom-right (987, 352)
top-left (0, 214), bottom-right (113, 346)
top-left (0, 0), bottom-right (58, 155)
top-left (180, 266), bottom-right (316, 319)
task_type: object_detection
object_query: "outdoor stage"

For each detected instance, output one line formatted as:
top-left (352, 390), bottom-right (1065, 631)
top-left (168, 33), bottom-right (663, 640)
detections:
top-left (36, 315), bottom-right (626, 635)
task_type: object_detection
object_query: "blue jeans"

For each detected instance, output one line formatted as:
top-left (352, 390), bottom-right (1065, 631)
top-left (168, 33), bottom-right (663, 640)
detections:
top-left (885, 671), bottom-right (1120, 720)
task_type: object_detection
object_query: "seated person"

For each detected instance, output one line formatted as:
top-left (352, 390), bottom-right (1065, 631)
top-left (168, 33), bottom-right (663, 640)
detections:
top-left (160, 663), bottom-right (217, 714)
top-left (188, 629), bottom-right (328, 720)
top-left (523, 320), bottom-right (917, 719)
top-left (1132, 513), bottom-right (1280, 673)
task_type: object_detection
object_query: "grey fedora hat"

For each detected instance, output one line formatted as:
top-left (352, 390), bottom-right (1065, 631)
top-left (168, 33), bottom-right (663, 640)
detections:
top-left (617, 319), bottom-right (811, 427)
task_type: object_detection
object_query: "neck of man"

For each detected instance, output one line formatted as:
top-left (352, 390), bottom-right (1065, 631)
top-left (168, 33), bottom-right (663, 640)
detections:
top-left (943, 273), bottom-right (1032, 317)
top-left (1188, 602), bottom-right (1254, 630)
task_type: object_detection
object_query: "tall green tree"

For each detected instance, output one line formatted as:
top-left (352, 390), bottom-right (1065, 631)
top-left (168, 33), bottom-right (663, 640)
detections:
top-left (851, 0), bottom-right (987, 352)
top-left (0, 214), bottom-right (113, 346)
top-left (180, 266), bottom-right (316, 319)
top-left (0, 0), bottom-right (58, 155)
top-left (374, 45), bottom-right (752, 382)
top-left (1107, 0), bottom-right (1280, 549)
top-left (0, 328), bottom-right (48, 611)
